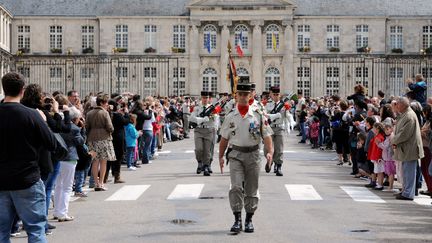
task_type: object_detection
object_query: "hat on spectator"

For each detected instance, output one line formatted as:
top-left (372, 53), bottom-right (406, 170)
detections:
top-left (250, 83), bottom-right (256, 90)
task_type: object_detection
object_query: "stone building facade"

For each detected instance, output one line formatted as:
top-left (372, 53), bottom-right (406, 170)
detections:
top-left (0, 0), bottom-right (431, 97)
top-left (0, 4), bottom-right (11, 96)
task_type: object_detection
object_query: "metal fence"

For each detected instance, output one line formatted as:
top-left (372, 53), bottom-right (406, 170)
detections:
top-left (298, 55), bottom-right (432, 98)
top-left (11, 55), bottom-right (181, 97)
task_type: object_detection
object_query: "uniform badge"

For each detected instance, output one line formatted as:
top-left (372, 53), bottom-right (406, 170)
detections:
top-left (229, 122), bottom-right (235, 128)
top-left (231, 131), bottom-right (236, 136)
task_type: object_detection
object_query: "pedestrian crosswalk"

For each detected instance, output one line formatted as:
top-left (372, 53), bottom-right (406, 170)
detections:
top-left (92, 183), bottom-right (432, 206)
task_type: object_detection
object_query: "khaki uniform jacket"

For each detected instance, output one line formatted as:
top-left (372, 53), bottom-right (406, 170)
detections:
top-left (86, 107), bottom-right (114, 142)
top-left (391, 107), bottom-right (424, 162)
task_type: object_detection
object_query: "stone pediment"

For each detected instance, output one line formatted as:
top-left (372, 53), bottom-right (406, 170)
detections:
top-left (188, 0), bottom-right (296, 7)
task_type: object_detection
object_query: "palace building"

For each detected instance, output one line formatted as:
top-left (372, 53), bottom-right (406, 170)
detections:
top-left (0, 0), bottom-right (431, 97)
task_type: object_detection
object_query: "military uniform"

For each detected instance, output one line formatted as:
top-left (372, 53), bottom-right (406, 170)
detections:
top-left (189, 91), bottom-right (218, 176)
top-left (220, 82), bottom-right (273, 233)
top-left (182, 97), bottom-right (191, 138)
top-left (264, 87), bottom-right (287, 176)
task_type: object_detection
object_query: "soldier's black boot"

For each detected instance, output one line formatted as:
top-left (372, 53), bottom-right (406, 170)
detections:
top-left (230, 212), bottom-right (242, 233)
top-left (203, 165), bottom-right (211, 176)
top-left (276, 164), bottom-right (283, 176)
top-left (244, 213), bottom-right (254, 233)
top-left (273, 163), bottom-right (278, 173)
top-left (196, 162), bottom-right (203, 174)
top-left (208, 165), bottom-right (213, 173)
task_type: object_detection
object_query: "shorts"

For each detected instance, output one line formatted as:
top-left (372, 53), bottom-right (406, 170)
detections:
top-left (372, 160), bottom-right (385, 174)
top-left (384, 160), bottom-right (396, 175)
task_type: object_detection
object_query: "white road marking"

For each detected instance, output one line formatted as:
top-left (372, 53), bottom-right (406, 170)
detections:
top-left (341, 186), bottom-right (386, 203)
top-left (185, 150), bottom-right (194, 153)
top-left (158, 151), bottom-right (171, 154)
top-left (285, 184), bottom-right (323, 200)
top-left (167, 184), bottom-right (204, 200)
top-left (284, 150), bottom-right (297, 153)
top-left (105, 185), bottom-right (151, 201)
top-left (414, 195), bottom-right (432, 206)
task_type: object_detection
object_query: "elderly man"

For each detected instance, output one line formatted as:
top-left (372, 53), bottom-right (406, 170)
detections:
top-left (391, 97), bottom-right (424, 200)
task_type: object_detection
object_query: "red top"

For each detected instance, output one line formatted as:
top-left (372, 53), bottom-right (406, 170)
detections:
top-left (310, 122), bottom-right (319, 138)
top-left (367, 133), bottom-right (385, 161)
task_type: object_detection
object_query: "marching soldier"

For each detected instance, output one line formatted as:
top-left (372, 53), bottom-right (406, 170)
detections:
top-left (182, 96), bottom-right (191, 138)
top-left (219, 82), bottom-right (273, 233)
top-left (189, 91), bottom-right (218, 176)
top-left (264, 86), bottom-right (289, 176)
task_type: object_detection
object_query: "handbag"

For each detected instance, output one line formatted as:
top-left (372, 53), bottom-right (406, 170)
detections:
top-left (51, 133), bottom-right (68, 162)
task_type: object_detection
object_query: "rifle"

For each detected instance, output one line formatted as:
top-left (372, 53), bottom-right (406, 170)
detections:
top-left (268, 92), bottom-right (294, 125)
top-left (190, 98), bottom-right (226, 128)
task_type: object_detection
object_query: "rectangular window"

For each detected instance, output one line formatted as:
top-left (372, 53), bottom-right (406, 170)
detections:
top-left (355, 25), bottom-right (369, 49)
top-left (355, 67), bottom-right (369, 87)
top-left (143, 67), bottom-right (157, 96)
top-left (326, 25), bottom-right (340, 49)
top-left (421, 68), bottom-right (432, 79)
top-left (17, 66), bottom-right (30, 82)
top-left (173, 67), bottom-right (186, 95)
top-left (81, 67), bottom-right (94, 79)
top-left (266, 31), bottom-right (279, 50)
top-left (49, 67), bottom-right (63, 92)
top-left (297, 25), bottom-right (311, 50)
top-left (390, 67), bottom-right (404, 79)
top-left (173, 25), bottom-right (186, 49)
top-left (326, 67), bottom-right (339, 96)
top-left (390, 26), bottom-right (403, 49)
top-left (49, 26), bottom-right (62, 50)
top-left (115, 25), bottom-right (128, 49)
top-left (297, 67), bottom-right (311, 97)
top-left (17, 25), bottom-right (30, 51)
top-left (423, 26), bottom-right (432, 49)
top-left (115, 67), bottom-right (129, 92)
top-left (82, 25), bottom-right (95, 49)
top-left (144, 25), bottom-right (157, 49)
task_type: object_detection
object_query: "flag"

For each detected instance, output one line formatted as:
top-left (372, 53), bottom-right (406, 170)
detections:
top-left (272, 33), bottom-right (277, 52)
top-left (227, 41), bottom-right (238, 95)
top-left (205, 33), bottom-right (211, 53)
top-left (236, 31), bottom-right (244, 57)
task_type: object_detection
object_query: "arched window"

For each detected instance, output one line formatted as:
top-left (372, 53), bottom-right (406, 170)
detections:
top-left (203, 68), bottom-right (217, 93)
top-left (203, 24), bottom-right (217, 52)
top-left (236, 67), bottom-right (249, 77)
top-left (234, 24), bottom-right (249, 50)
top-left (265, 67), bottom-right (280, 91)
top-left (265, 24), bottom-right (280, 50)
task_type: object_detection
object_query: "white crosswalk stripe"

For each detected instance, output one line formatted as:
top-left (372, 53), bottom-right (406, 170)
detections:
top-left (105, 185), bottom-right (151, 201)
top-left (158, 150), bottom-right (171, 154)
top-left (167, 184), bottom-right (204, 200)
top-left (185, 150), bottom-right (194, 153)
top-left (285, 184), bottom-right (323, 200)
top-left (341, 186), bottom-right (386, 203)
top-left (414, 195), bottom-right (432, 206)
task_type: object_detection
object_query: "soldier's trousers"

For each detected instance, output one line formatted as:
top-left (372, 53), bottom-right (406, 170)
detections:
top-left (183, 114), bottom-right (190, 136)
top-left (228, 149), bottom-right (260, 213)
top-left (264, 126), bottom-right (284, 165)
top-left (194, 128), bottom-right (215, 166)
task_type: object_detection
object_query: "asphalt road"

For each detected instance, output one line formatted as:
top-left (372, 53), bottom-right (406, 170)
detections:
top-left (11, 132), bottom-right (432, 243)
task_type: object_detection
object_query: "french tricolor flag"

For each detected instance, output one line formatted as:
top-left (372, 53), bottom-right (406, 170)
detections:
top-left (236, 31), bottom-right (244, 57)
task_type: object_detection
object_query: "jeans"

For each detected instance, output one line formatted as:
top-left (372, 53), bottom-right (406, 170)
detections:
top-left (142, 130), bottom-right (153, 163)
top-left (164, 124), bottom-right (172, 141)
top-left (0, 180), bottom-right (47, 243)
top-left (300, 122), bottom-right (306, 142)
top-left (43, 161), bottom-right (60, 216)
top-left (402, 160), bottom-right (418, 199)
top-left (151, 133), bottom-right (157, 157)
top-left (125, 147), bottom-right (135, 168)
top-left (74, 170), bottom-right (86, 193)
top-left (53, 161), bottom-right (77, 218)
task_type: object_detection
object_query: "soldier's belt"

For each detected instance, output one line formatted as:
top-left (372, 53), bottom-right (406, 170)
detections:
top-left (197, 125), bottom-right (213, 129)
top-left (231, 144), bottom-right (259, 153)
top-left (270, 124), bottom-right (284, 128)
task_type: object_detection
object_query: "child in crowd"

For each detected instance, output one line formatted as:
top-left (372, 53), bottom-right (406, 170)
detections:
top-left (364, 117), bottom-right (377, 187)
top-left (310, 116), bottom-right (320, 149)
top-left (377, 122), bottom-right (397, 192)
top-left (369, 122), bottom-right (386, 190)
top-left (125, 114), bottom-right (141, 171)
top-left (356, 132), bottom-right (368, 178)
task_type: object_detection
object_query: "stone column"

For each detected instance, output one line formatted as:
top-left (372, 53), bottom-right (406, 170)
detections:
top-left (251, 20), bottom-right (264, 93)
top-left (219, 21), bottom-right (231, 93)
top-left (188, 21), bottom-right (200, 96)
top-left (282, 20), bottom-right (295, 93)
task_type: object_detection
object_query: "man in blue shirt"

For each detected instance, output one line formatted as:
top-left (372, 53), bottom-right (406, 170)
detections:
top-left (407, 74), bottom-right (427, 106)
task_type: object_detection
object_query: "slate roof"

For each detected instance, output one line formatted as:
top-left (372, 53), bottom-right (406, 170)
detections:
top-left (0, 0), bottom-right (431, 17)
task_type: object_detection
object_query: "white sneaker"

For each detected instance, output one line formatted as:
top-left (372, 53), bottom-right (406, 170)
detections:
top-left (128, 167), bottom-right (136, 171)
top-left (148, 160), bottom-right (153, 164)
